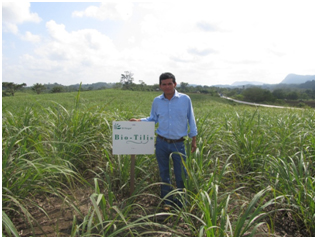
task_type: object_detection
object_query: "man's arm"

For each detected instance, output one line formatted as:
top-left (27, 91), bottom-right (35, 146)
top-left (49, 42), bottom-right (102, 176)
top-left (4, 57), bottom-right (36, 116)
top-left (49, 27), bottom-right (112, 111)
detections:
top-left (130, 118), bottom-right (141, 121)
top-left (187, 97), bottom-right (197, 153)
top-left (130, 99), bottom-right (158, 123)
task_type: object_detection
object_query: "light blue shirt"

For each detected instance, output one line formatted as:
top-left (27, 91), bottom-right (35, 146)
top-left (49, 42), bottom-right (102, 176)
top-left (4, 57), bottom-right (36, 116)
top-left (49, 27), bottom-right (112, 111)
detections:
top-left (141, 90), bottom-right (198, 139)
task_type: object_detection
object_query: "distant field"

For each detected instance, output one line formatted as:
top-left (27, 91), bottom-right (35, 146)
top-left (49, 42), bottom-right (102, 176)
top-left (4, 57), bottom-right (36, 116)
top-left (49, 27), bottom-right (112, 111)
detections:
top-left (2, 89), bottom-right (315, 236)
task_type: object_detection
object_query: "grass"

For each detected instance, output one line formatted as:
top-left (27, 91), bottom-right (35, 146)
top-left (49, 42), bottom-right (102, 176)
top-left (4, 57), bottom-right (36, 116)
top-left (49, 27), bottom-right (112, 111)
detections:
top-left (2, 89), bottom-right (315, 236)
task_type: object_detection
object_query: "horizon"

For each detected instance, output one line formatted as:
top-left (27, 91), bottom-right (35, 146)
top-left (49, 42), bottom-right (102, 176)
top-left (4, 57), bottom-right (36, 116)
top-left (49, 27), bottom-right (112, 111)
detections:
top-left (22, 73), bottom-right (315, 88)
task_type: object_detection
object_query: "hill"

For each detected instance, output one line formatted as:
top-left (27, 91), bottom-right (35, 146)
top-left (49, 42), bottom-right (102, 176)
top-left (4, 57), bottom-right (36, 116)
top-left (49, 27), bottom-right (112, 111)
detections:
top-left (68, 82), bottom-right (115, 90)
top-left (280, 74), bottom-right (315, 84)
top-left (231, 81), bottom-right (265, 86)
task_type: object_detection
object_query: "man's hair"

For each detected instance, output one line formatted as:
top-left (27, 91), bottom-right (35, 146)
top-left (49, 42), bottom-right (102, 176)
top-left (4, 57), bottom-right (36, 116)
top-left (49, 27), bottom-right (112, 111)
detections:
top-left (159, 72), bottom-right (176, 85)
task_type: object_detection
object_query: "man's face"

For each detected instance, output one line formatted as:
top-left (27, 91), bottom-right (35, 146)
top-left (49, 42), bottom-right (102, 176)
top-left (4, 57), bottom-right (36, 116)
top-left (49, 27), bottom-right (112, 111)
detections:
top-left (160, 78), bottom-right (176, 96)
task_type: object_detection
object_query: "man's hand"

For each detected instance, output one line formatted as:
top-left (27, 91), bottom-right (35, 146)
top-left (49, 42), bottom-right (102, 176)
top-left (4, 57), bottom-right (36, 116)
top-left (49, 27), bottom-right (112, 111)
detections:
top-left (191, 136), bottom-right (197, 153)
top-left (130, 118), bottom-right (140, 121)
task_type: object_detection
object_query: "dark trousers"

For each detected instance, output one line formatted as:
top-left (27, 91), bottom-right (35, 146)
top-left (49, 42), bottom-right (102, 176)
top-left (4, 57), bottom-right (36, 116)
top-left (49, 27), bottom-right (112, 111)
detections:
top-left (155, 136), bottom-right (187, 205)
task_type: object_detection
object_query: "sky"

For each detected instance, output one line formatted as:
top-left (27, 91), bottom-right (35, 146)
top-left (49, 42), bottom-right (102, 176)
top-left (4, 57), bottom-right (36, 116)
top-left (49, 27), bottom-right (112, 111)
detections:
top-left (2, 1), bottom-right (316, 87)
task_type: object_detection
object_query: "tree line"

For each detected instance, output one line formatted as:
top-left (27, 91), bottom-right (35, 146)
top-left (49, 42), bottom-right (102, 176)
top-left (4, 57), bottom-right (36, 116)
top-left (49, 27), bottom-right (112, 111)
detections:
top-left (119, 71), bottom-right (315, 102)
top-left (218, 85), bottom-right (314, 102)
top-left (2, 71), bottom-right (315, 107)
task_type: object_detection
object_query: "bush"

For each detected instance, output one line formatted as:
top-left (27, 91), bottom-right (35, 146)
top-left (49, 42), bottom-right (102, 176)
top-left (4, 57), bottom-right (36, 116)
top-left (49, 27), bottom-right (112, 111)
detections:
top-left (51, 86), bottom-right (64, 93)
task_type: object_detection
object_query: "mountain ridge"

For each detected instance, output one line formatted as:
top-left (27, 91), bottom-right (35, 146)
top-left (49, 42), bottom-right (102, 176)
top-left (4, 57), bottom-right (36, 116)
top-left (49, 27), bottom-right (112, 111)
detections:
top-left (280, 74), bottom-right (315, 84)
top-left (230, 74), bottom-right (315, 86)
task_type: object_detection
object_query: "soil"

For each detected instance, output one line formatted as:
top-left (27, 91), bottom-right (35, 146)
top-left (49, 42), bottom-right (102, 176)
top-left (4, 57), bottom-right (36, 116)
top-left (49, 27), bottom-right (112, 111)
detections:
top-left (12, 187), bottom-right (93, 237)
top-left (266, 211), bottom-right (314, 237)
top-left (10, 187), bottom-right (313, 237)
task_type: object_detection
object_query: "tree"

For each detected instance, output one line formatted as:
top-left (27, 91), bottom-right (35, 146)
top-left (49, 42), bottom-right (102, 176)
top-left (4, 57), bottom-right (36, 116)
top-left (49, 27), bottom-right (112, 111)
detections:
top-left (113, 82), bottom-right (122, 89)
top-left (32, 83), bottom-right (46, 94)
top-left (120, 71), bottom-right (134, 89)
top-left (272, 89), bottom-right (286, 99)
top-left (51, 86), bottom-right (64, 93)
top-left (179, 82), bottom-right (189, 92)
top-left (286, 91), bottom-right (299, 100)
top-left (2, 82), bottom-right (27, 96)
top-left (242, 87), bottom-right (274, 103)
top-left (304, 89), bottom-right (315, 99)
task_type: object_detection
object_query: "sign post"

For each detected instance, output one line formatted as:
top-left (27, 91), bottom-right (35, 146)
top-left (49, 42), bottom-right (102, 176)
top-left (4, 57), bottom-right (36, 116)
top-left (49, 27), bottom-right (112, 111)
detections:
top-left (130, 154), bottom-right (136, 196)
top-left (112, 121), bottom-right (155, 196)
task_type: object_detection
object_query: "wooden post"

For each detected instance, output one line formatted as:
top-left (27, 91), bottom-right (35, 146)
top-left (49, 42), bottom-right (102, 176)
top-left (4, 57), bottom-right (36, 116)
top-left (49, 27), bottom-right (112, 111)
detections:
top-left (130, 154), bottom-right (136, 196)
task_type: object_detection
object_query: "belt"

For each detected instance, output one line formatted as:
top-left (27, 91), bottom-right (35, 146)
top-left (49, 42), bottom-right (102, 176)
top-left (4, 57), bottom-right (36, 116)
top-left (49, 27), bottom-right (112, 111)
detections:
top-left (157, 135), bottom-right (185, 143)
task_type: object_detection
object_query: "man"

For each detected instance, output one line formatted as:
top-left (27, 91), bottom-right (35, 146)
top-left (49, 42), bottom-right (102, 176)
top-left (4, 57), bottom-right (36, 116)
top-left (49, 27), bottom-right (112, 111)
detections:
top-left (130, 72), bottom-right (198, 209)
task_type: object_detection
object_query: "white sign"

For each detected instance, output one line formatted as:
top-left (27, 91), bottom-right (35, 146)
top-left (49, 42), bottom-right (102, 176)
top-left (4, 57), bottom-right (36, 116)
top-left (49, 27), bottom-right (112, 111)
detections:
top-left (112, 121), bottom-right (155, 155)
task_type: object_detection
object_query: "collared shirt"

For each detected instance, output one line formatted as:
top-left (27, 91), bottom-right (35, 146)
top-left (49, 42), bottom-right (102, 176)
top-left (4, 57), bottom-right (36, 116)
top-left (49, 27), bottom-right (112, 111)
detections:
top-left (141, 90), bottom-right (198, 139)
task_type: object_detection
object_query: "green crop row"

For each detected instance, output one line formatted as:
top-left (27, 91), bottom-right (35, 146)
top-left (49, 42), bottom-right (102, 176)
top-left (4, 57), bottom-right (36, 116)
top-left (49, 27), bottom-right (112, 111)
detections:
top-left (2, 89), bottom-right (314, 236)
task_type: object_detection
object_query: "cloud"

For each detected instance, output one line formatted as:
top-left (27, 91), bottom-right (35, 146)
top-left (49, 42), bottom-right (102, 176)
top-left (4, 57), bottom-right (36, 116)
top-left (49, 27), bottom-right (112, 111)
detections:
top-left (2, 1), bottom-right (315, 87)
top-left (44, 20), bottom-right (118, 58)
top-left (13, 20), bottom-right (121, 85)
top-left (170, 56), bottom-right (193, 64)
top-left (196, 22), bottom-right (221, 32)
top-left (21, 31), bottom-right (41, 43)
top-left (2, 2), bottom-right (41, 34)
top-left (3, 23), bottom-right (19, 35)
top-left (188, 48), bottom-right (217, 56)
top-left (46, 20), bottom-right (70, 43)
top-left (72, 2), bottom-right (133, 21)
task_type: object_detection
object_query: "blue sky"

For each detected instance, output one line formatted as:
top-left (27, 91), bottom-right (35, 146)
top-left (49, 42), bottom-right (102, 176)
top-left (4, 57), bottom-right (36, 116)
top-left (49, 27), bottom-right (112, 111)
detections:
top-left (2, 1), bottom-right (316, 87)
